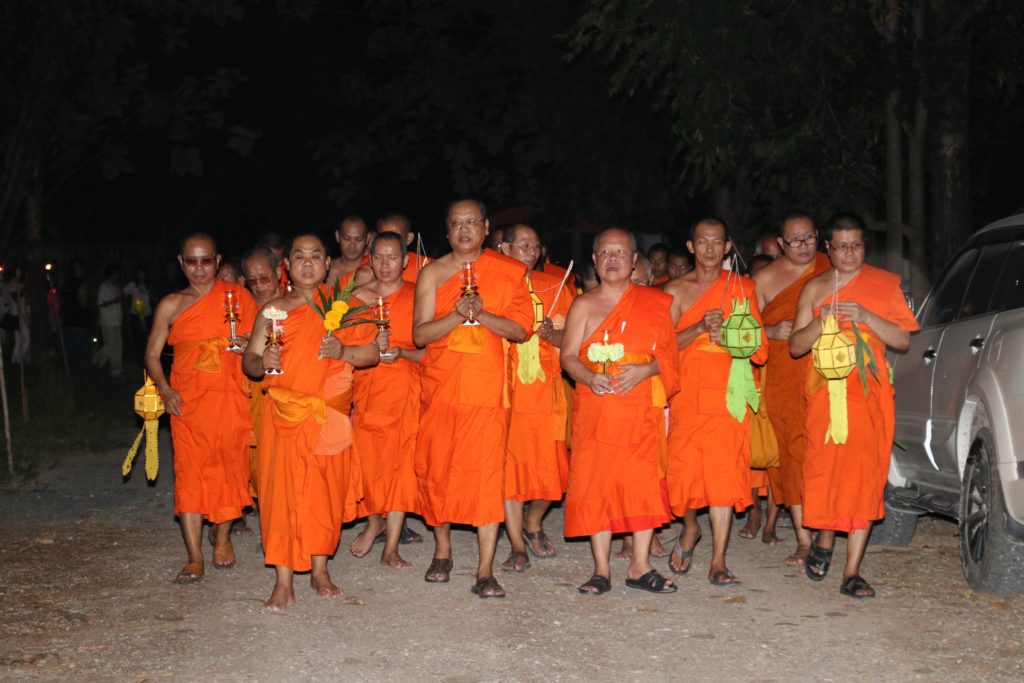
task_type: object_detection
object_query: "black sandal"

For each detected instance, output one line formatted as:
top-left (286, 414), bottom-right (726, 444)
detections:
top-left (577, 575), bottom-right (612, 595)
top-left (840, 574), bottom-right (876, 599)
top-left (804, 540), bottom-right (833, 582)
top-left (625, 569), bottom-right (677, 594)
top-left (470, 575), bottom-right (506, 599)
top-left (424, 557), bottom-right (453, 583)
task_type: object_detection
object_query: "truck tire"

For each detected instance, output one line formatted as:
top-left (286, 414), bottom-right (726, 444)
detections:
top-left (959, 428), bottom-right (1024, 594)
top-left (869, 486), bottom-right (919, 547)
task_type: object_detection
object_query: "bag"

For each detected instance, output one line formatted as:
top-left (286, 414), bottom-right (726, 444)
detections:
top-left (749, 368), bottom-right (779, 469)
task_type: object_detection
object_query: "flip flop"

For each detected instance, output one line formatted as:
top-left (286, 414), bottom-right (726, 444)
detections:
top-left (668, 534), bottom-right (700, 575)
top-left (522, 529), bottom-right (556, 559)
top-left (625, 569), bottom-right (677, 594)
top-left (470, 575), bottom-right (506, 599)
top-left (374, 525), bottom-right (424, 545)
top-left (577, 575), bottom-right (612, 595)
top-left (708, 569), bottom-right (742, 586)
top-left (840, 574), bottom-right (876, 599)
top-left (500, 550), bottom-right (531, 573)
top-left (424, 557), bottom-right (453, 583)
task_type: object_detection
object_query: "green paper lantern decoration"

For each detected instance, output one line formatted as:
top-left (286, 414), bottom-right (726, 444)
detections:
top-left (813, 314), bottom-right (856, 380)
top-left (720, 297), bottom-right (762, 359)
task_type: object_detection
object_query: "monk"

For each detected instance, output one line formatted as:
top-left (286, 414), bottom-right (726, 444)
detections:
top-left (144, 233), bottom-right (255, 583)
top-left (413, 199), bottom-right (534, 599)
top-left (665, 249), bottom-right (691, 281)
top-left (344, 232), bottom-right (425, 567)
top-left (498, 223), bottom-right (573, 572)
top-left (631, 254), bottom-right (654, 286)
top-left (648, 243), bottom-right (670, 286)
top-left (753, 212), bottom-right (831, 562)
top-left (233, 245), bottom-right (285, 535)
top-left (242, 234), bottom-right (383, 610)
top-left (326, 215), bottom-right (373, 287)
top-left (561, 227), bottom-right (680, 595)
top-left (790, 213), bottom-right (917, 599)
top-left (664, 218), bottom-right (767, 585)
top-left (376, 213), bottom-right (430, 284)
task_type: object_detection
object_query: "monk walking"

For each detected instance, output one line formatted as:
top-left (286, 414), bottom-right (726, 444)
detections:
top-left (144, 233), bottom-right (256, 583)
top-left (242, 234), bottom-right (383, 611)
top-left (345, 232), bottom-right (425, 567)
top-left (752, 212), bottom-right (831, 563)
top-left (561, 228), bottom-right (680, 595)
top-left (326, 215), bottom-right (373, 287)
top-left (664, 218), bottom-right (767, 585)
top-left (413, 199), bottom-right (534, 599)
top-left (498, 223), bottom-right (574, 572)
top-left (789, 213), bottom-right (918, 598)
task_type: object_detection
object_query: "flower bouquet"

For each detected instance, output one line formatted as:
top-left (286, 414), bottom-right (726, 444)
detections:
top-left (586, 330), bottom-right (624, 375)
top-left (302, 278), bottom-right (377, 356)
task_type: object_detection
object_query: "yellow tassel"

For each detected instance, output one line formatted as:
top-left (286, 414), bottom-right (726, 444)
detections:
top-left (144, 419), bottom-right (159, 480)
top-left (824, 378), bottom-right (848, 445)
top-left (122, 426), bottom-right (145, 477)
top-left (516, 334), bottom-right (545, 385)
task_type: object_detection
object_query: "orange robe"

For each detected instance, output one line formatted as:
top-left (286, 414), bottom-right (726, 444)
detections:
top-left (802, 265), bottom-right (918, 532)
top-left (652, 275), bottom-right (669, 287)
top-left (247, 381), bottom-right (263, 497)
top-left (564, 284), bottom-right (680, 536)
top-left (402, 253), bottom-right (430, 283)
top-left (168, 280), bottom-right (255, 523)
top-left (335, 255), bottom-right (371, 288)
top-left (346, 284), bottom-right (421, 517)
top-left (667, 271), bottom-right (768, 514)
top-left (258, 302), bottom-right (359, 572)
top-left (415, 249), bottom-right (535, 526)
top-left (763, 253), bottom-right (831, 505)
top-left (505, 270), bottom-right (574, 502)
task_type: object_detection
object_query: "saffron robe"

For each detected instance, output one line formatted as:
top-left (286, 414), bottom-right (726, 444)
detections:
top-left (763, 253), bottom-right (831, 506)
top-left (563, 284), bottom-right (680, 536)
top-left (258, 302), bottom-right (359, 572)
top-left (667, 271), bottom-right (768, 514)
top-left (346, 283), bottom-right (421, 517)
top-left (168, 280), bottom-right (255, 523)
top-left (505, 269), bottom-right (574, 502)
top-left (415, 249), bottom-right (535, 526)
top-left (402, 253), bottom-right (430, 283)
top-left (802, 265), bottom-right (918, 532)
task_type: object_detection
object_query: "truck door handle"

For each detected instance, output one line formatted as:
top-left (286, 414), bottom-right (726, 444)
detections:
top-left (969, 338), bottom-right (985, 350)
top-left (922, 349), bottom-right (936, 360)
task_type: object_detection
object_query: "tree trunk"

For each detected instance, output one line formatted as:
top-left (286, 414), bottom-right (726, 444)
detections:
top-left (711, 165), bottom-right (754, 261)
top-left (906, 98), bottom-right (930, 300)
top-left (884, 88), bottom-right (904, 274)
top-left (26, 159), bottom-right (53, 366)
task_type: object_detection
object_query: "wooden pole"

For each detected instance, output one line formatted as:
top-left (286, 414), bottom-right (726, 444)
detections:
top-left (0, 335), bottom-right (15, 480)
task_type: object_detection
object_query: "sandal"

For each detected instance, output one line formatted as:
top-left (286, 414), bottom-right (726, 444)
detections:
top-left (376, 525), bottom-right (424, 546)
top-left (625, 569), bottom-right (677, 594)
top-left (577, 575), bottom-right (612, 595)
top-left (424, 557), bottom-right (453, 583)
top-left (840, 574), bottom-right (876, 599)
top-left (523, 529), bottom-right (556, 559)
top-left (668, 533), bottom-right (700, 576)
top-left (805, 540), bottom-right (834, 582)
top-left (470, 575), bottom-right (506, 599)
top-left (500, 550), bottom-right (531, 573)
top-left (174, 561), bottom-right (204, 584)
top-left (708, 569), bottom-right (742, 586)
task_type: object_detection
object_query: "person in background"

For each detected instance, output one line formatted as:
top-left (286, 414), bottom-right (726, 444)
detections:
top-left (93, 264), bottom-right (124, 377)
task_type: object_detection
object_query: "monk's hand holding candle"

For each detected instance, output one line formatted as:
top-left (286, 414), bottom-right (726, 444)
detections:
top-left (611, 361), bottom-right (657, 395)
top-left (588, 368), bottom-right (615, 395)
top-left (261, 341), bottom-right (282, 371)
top-left (704, 307), bottom-right (725, 343)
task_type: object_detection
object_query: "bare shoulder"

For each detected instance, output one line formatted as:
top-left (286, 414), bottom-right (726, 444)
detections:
top-left (800, 270), bottom-right (833, 302)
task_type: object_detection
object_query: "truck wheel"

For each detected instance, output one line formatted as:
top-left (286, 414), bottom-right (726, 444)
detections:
top-left (869, 485), bottom-right (919, 547)
top-left (959, 428), bottom-right (1024, 594)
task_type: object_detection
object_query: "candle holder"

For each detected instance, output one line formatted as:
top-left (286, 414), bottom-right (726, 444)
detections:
top-left (224, 288), bottom-right (242, 351)
top-left (263, 307), bottom-right (287, 375)
top-left (372, 296), bottom-right (391, 333)
top-left (460, 261), bottom-right (480, 325)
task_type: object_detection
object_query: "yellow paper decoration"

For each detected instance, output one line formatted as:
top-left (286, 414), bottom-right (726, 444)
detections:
top-left (123, 373), bottom-right (164, 480)
top-left (516, 334), bottom-right (545, 385)
top-left (813, 314), bottom-right (854, 445)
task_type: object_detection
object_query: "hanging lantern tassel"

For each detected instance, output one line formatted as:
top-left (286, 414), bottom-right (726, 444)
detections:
top-left (719, 297), bottom-right (762, 423)
top-left (812, 314), bottom-right (856, 445)
top-left (123, 373), bottom-right (165, 481)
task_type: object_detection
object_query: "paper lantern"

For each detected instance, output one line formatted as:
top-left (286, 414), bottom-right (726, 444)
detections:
top-left (813, 314), bottom-right (855, 380)
top-left (720, 297), bottom-right (762, 359)
top-left (133, 373), bottom-right (164, 420)
top-left (123, 373), bottom-right (163, 481)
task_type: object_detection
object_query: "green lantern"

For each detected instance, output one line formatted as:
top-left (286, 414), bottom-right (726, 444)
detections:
top-left (719, 297), bottom-right (762, 423)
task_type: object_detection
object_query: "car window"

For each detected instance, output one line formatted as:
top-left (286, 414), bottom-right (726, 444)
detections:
top-left (991, 240), bottom-right (1024, 313)
top-left (919, 248), bottom-right (978, 328)
top-left (958, 242), bottom-right (1013, 319)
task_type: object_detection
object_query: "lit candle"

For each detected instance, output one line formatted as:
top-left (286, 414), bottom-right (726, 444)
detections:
top-left (602, 330), bottom-right (609, 344)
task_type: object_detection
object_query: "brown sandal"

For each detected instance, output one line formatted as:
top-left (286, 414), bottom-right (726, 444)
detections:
top-left (424, 557), bottom-right (453, 583)
top-left (471, 575), bottom-right (506, 599)
top-left (174, 561), bottom-right (205, 584)
top-left (500, 550), bottom-right (531, 573)
top-left (523, 529), bottom-right (557, 558)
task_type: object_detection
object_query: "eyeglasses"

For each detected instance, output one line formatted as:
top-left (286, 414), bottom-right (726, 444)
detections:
top-left (508, 242), bottom-right (541, 252)
top-left (247, 274), bottom-right (274, 285)
top-left (182, 256), bottom-right (216, 268)
top-left (448, 218), bottom-right (485, 230)
top-left (829, 241), bottom-right (864, 254)
top-left (783, 235), bottom-right (817, 248)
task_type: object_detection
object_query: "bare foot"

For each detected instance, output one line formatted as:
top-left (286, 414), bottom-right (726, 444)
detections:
top-left (212, 540), bottom-right (236, 569)
top-left (738, 511), bottom-right (760, 540)
top-left (762, 530), bottom-right (784, 546)
top-left (263, 583), bottom-right (295, 611)
top-left (784, 543), bottom-right (810, 566)
top-left (310, 571), bottom-right (344, 598)
top-left (650, 535), bottom-right (670, 558)
top-left (615, 537), bottom-right (633, 560)
top-left (349, 518), bottom-right (385, 558)
top-left (380, 550), bottom-right (412, 568)
top-left (174, 561), bottom-right (204, 584)
top-left (232, 515), bottom-right (255, 536)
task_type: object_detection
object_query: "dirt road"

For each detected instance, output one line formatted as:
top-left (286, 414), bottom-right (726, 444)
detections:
top-left (2, 439), bottom-right (1023, 682)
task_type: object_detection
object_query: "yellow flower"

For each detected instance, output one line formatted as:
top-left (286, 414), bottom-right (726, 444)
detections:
top-left (324, 309), bottom-right (343, 331)
top-left (330, 300), bottom-right (349, 316)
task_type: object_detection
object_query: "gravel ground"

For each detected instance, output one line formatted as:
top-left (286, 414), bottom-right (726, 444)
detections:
top-left (2, 434), bottom-right (1023, 682)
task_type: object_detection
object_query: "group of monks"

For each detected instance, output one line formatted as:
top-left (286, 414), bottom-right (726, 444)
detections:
top-left (142, 200), bottom-right (917, 609)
